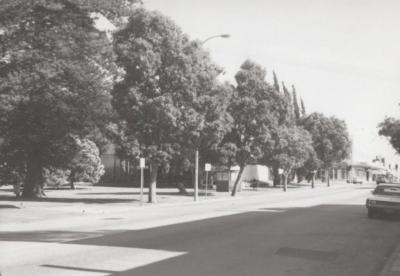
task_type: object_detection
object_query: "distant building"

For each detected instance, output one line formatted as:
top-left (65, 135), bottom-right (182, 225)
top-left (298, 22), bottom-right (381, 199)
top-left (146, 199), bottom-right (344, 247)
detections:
top-left (213, 164), bottom-right (271, 192)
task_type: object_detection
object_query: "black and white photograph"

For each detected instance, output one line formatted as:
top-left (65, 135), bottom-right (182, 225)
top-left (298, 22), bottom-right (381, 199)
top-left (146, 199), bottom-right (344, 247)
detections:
top-left (1, 0), bottom-right (400, 275)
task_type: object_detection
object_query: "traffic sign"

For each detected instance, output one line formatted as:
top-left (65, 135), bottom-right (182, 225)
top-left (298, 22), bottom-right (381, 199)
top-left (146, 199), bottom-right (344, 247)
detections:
top-left (139, 158), bottom-right (145, 169)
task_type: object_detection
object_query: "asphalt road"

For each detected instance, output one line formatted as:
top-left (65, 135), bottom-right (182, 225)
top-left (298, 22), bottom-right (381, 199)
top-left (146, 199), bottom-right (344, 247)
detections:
top-left (68, 191), bottom-right (400, 276)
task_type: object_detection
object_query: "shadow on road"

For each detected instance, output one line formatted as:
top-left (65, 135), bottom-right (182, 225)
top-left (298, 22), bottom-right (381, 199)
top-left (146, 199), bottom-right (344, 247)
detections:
top-left (2, 204), bottom-right (400, 276)
top-left (371, 212), bottom-right (400, 222)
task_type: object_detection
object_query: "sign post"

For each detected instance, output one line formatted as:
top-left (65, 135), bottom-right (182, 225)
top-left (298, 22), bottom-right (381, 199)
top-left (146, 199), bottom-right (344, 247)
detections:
top-left (205, 163), bottom-right (211, 199)
top-left (311, 170), bottom-right (317, 189)
top-left (278, 169), bottom-right (286, 192)
top-left (139, 158), bottom-right (145, 205)
top-left (194, 150), bottom-right (199, 202)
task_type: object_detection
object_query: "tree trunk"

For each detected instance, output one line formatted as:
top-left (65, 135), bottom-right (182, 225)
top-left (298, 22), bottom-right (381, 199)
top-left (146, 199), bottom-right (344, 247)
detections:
top-left (231, 165), bottom-right (245, 197)
top-left (13, 182), bottom-right (22, 198)
top-left (70, 178), bottom-right (75, 190)
top-left (273, 166), bottom-right (281, 187)
top-left (148, 162), bottom-right (158, 203)
top-left (22, 160), bottom-right (44, 198)
top-left (283, 173), bottom-right (288, 192)
top-left (176, 181), bottom-right (189, 195)
top-left (311, 172), bottom-right (315, 188)
top-left (326, 169), bottom-right (330, 187)
top-left (198, 168), bottom-right (204, 190)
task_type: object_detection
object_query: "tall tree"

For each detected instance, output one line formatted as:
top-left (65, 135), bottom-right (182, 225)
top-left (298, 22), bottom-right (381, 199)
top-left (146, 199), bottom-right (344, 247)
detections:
top-left (226, 60), bottom-right (287, 196)
top-left (292, 85), bottom-right (300, 120)
top-left (0, 0), bottom-right (125, 197)
top-left (164, 82), bottom-right (233, 193)
top-left (300, 97), bottom-right (306, 117)
top-left (254, 78), bottom-right (296, 187)
top-left (272, 71), bottom-right (280, 92)
top-left (112, 9), bottom-right (226, 203)
top-left (267, 126), bottom-right (314, 191)
top-left (282, 82), bottom-right (291, 105)
top-left (378, 117), bottom-right (400, 154)
top-left (299, 113), bottom-right (351, 186)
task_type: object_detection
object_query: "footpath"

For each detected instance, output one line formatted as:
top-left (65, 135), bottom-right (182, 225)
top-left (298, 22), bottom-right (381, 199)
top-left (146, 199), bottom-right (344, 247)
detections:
top-left (0, 181), bottom-right (356, 233)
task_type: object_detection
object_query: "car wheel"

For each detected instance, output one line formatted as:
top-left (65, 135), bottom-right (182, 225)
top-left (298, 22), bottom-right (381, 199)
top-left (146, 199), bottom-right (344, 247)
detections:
top-left (368, 208), bottom-right (377, 218)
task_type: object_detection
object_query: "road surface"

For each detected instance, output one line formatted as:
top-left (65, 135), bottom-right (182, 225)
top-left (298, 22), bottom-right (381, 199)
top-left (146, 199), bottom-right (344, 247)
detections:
top-left (2, 184), bottom-right (400, 276)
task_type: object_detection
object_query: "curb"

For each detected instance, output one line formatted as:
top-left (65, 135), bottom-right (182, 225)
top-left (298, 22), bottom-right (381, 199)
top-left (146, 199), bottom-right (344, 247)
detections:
top-left (379, 239), bottom-right (400, 276)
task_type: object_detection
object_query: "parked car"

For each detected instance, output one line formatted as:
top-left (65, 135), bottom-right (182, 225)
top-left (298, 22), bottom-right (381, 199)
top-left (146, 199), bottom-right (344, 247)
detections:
top-left (347, 177), bottom-right (363, 184)
top-left (376, 175), bottom-right (388, 185)
top-left (366, 184), bottom-right (400, 218)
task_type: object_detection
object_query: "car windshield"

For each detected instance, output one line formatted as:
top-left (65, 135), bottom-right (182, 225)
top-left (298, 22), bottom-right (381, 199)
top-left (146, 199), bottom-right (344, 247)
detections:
top-left (374, 186), bottom-right (400, 196)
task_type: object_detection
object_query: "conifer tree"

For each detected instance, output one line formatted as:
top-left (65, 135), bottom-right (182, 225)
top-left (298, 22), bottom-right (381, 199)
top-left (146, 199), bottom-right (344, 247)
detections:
top-left (300, 97), bottom-right (306, 117)
top-left (273, 71), bottom-right (280, 92)
top-left (282, 82), bottom-right (291, 105)
top-left (292, 85), bottom-right (300, 120)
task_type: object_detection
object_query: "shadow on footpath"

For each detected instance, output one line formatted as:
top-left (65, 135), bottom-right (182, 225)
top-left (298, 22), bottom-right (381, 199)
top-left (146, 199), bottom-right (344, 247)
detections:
top-left (0, 204), bottom-right (20, 209)
top-left (76, 191), bottom-right (216, 197)
top-left (0, 230), bottom-right (115, 242)
top-left (0, 194), bottom-right (139, 204)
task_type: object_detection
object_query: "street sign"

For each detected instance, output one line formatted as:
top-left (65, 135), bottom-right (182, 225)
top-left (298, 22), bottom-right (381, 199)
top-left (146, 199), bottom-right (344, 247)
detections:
top-left (139, 158), bottom-right (145, 169)
top-left (278, 168), bottom-right (284, 175)
top-left (205, 163), bottom-right (211, 172)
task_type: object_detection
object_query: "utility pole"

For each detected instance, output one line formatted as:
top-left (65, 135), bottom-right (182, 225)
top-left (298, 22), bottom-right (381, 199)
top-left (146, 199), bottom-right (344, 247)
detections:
top-left (194, 150), bottom-right (199, 202)
top-left (205, 163), bottom-right (211, 199)
top-left (139, 158), bottom-right (145, 205)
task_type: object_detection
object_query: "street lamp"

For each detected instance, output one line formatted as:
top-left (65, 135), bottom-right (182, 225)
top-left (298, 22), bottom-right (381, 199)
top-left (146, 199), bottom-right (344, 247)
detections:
top-left (193, 33), bottom-right (230, 202)
top-left (202, 34), bottom-right (231, 44)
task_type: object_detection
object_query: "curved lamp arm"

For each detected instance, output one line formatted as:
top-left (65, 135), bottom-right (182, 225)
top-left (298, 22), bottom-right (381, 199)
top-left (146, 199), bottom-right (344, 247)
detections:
top-left (202, 34), bottom-right (230, 44)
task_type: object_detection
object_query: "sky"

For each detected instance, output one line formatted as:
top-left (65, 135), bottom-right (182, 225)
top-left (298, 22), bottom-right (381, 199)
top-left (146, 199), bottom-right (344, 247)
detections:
top-left (143, 0), bottom-right (400, 166)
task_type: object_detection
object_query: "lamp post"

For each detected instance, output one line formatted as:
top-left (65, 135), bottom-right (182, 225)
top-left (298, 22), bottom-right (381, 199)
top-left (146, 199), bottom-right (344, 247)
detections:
top-left (193, 33), bottom-right (230, 202)
top-left (202, 34), bottom-right (230, 44)
top-left (139, 158), bottom-right (145, 205)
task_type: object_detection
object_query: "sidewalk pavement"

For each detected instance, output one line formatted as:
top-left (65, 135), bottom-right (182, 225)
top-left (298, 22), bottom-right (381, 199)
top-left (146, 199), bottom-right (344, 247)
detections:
top-left (0, 180), bottom-right (362, 233)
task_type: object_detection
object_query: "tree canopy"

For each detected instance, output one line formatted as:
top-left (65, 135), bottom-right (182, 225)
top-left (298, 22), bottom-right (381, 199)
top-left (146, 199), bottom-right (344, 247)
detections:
top-left (0, 0), bottom-right (140, 27)
top-left (299, 113), bottom-right (351, 170)
top-left (224, 60), bottom-right (290, 195)
top-left (68, 137), bottom-right (105, 189)
top-left (0, 0), bottom-right (121, 197)
top-left (379, 117), bottom-right (400, 154)
top-left (267, 126), bottom-right (314, 190)
top-left (112, 8), bottom-right (229, 202)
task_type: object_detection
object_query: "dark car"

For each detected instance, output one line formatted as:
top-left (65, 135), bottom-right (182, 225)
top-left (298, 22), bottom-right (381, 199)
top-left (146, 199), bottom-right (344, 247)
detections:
top-left (366, 184), bottom-right (400, 218)
top-left (376, 175), bottom-right (388, 185)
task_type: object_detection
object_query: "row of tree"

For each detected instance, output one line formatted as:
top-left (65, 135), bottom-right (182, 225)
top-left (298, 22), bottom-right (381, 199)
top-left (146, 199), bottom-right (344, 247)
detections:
top-left (0, 1), bottom-right (352, 201)
top-left (379, 116), bottom-right (400, 156)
